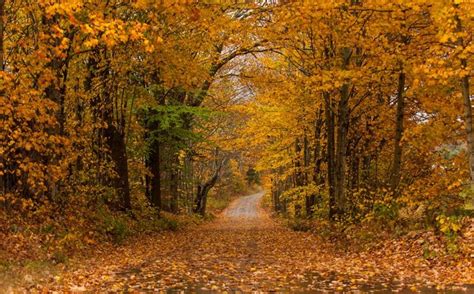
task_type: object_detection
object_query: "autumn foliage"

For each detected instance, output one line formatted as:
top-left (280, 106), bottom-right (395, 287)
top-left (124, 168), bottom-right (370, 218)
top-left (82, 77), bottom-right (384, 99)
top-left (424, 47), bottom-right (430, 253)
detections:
top-left (0, 1), bottom-right (261, 260)
top-left (239, 1), bottom-right (474, 225)
top-left (0, 0), bottom-right (473, 290)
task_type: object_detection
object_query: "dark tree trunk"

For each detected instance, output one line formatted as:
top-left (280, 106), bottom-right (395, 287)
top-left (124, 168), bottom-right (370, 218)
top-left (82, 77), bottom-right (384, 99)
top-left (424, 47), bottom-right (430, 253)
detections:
top-left (194, 159), bottom-right (225, 216)
top-left (100, 59), bottom-right (131, 211)
top-left (85, 54), bottom-right (106, 187)
top-left (303, 134), bottom-right (314, 217)
top-left (461, 60), bottom-right (474, 207)
top-left (294, 138), bottom-right (303, 217)
top-left (454, 7), bottom-right (474, 206)
top-left (325, 92), bottom-right (337, 221)
top-left (334, 87), bottom-right (349, 217)
top-left (103, 121), bottom-right (131, 211)
top-left (194, 173), bottom-right (219, 216)
top-left (361, 117), bottom-right (376, 187)
top-left (390, 70), bottom-right (405, 192)
top-left (334, 47), bottom-right (352, 219)
top-left (146, 138), bottom-right (161, 209)
top-left (271, 177), bottom-right (280, 212)
top-left (0, 0), bottom-right (4, 71)
top-left (42, 15), bottom-right (66, 136)
top-left (350, 155), bottom-right (360, 189)
top-left (0, 0), bottom-right (6, 194)
top-left (142, 78), bottom-right (165, 210)
top-left (39, 15), bottom-right (74, 201)
top-left (308, 110), bottom-right (324, 217)
top-left (170, 159), bottom-right (179, 213)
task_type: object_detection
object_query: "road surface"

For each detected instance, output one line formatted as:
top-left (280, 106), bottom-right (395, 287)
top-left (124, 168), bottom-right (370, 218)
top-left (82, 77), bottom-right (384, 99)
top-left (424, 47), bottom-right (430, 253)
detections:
top-left (31, 192), bottom-right (474, 292)
top-left (224, 192), bottom-right (264, 219)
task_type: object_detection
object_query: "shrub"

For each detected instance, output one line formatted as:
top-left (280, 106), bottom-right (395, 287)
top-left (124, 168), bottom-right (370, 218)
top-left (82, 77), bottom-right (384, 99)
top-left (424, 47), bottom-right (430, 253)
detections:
top-left (158, 217), bottom-right (179, 231)
top-left (101, 214), bottom-right (129, 244)
top-left (436, 214), bottom-right (464, 254)
top-left (288, 218), bottom-right (312, 232)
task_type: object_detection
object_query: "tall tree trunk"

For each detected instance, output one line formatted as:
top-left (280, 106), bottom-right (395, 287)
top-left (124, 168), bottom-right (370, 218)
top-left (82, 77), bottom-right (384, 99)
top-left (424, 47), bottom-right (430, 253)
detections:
top-left (185, 154), bottom-right (194, 213)
top-left (461, 58), bottom-right (474, 206)
top-left (271, 177), bottom-right (280, 212)
top-left (350, 155), bottom-right (360, 189)
top-left (361, 117), bottom-right (375, 187)
top-left (170, 158), bottom-right (179, 213)
top-left (101, 61), bottom-right (131, 211)
top-left (390, 70), bottom-right (405, 192)
top-left (103, 120), bottom-right (131, 211)
top-left (303, 135), bottom-right (310, 185)
top-left (294, 138), bottom-right (303, 217)
top-left (42, 15), bottom-right (65, 136)
top-left (325, 92), bottom-right (337, 220)
top-left (40, 14), bottom-right (70, 200)
top-left (334, 47), bottom-right (352, 218)
top-left (455, 5), bottom-right (474, 206)
top-left (273, 167), bottom-right (285, 212)
top-left (146, 138), bottom-right (161, 209)
top-left (143, 77), bottom-right (165, 210)
top-left (313, 110), bottom-right (325, 185)
top-left (85, 54), bottom-right (106, 186)
top-left (303, 134), bottom-right (315, 217)
top-left (0, 0), bottom-right (6, 194)
top-left (0, 0), bottom-right (4, 71)
top-left (308, 111), bottom-right (325, 217)
top-left (335, 88), bottom-right (349, 217)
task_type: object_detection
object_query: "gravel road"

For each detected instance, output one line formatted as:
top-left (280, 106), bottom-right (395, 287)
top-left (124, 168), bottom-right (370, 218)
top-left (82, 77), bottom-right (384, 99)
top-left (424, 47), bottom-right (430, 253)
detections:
top-left (224, 192), bottom-right (265, 219)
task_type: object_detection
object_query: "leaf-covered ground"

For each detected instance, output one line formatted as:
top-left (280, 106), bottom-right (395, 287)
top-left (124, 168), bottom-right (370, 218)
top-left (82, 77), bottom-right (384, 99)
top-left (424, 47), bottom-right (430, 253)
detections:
top-left (4, 193), bottom-right (474, 292)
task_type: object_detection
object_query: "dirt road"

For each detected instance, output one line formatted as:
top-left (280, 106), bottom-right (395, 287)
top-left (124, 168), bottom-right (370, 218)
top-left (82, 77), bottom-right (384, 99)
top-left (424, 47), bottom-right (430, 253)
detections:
top-left (26, 193), bottom-right (474, 292)
top-left (224, 192), bottom-right (264, 219)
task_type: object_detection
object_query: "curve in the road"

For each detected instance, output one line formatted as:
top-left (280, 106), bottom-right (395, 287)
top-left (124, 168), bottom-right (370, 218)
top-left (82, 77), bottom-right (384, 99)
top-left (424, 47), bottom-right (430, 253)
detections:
top-left (224, 191), bottom-right (265, 219)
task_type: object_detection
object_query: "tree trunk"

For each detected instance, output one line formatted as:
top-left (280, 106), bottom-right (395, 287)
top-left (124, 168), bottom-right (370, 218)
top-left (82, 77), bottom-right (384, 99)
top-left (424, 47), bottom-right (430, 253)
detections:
top-left (303, 134), bottom-right (315, 216)
top-left (271, 177), bottom-right (280, 212)
top-left (325, 92), bottom-right (337, 220)
top-left (146, 138), bottom-right (161, 209)
top-left (170, 159), bottom-right (179, 213)
top-left (104, 121), bottom-right (131, 211)
top-left (461, 58), bottom-right (474, 206)
top-left (307, 112), bottom-right (324, 217)
top-left (194, 158), bottom-right (225, 216)
top-left (334, 47), bottom-right (352, 218)
top-left (335, 84), bottom-right (349, 218)
top-left (454, 6), bottom-right (474, 206)
top-left (361, 117), bottom-right (375, 187)
top-left (350, 155), bottom-right (360, 189)
top-left (294, 138), bottom-right (303, 217)
top-left (194, 173), bottom-right (219, 216)
top-left (85, 54), bottom-right (107, 187)
top-left (0, 0), bottom-right (6, 194)
top-left (100, 61), bottom-right (131, 211)
top-left (0, 0), bottom-right (4, 71)
top-left (313, 110), bottom-right (324, 184)
top-left (42, 15), bottom-right (66, 136)
top-left (390, 70), bottom-right (405, 192)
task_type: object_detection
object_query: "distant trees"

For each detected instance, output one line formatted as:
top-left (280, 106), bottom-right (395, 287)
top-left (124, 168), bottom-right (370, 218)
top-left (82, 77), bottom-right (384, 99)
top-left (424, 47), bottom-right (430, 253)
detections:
top-left (242, 0), bottom-right (473, 222)
top-left (0, 2), bottom-right (260, 221)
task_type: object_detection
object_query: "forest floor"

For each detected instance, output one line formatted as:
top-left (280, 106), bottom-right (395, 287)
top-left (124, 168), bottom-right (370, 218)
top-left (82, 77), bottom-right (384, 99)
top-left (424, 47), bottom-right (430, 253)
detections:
top-left (3, 192), bottom-right (474, 292)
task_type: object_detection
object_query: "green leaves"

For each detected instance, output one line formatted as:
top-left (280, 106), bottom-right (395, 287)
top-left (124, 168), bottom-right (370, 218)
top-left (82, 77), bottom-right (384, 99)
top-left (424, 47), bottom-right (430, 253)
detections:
top-left (139, 104), bottom-right (213, 152)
